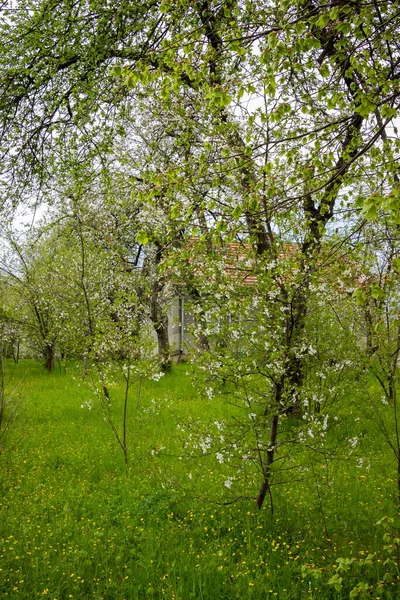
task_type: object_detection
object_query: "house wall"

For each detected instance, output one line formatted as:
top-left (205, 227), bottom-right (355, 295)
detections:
top-left (168, 296), bottom-right (195, 356)
top-left (168, 296), bottom-right (181, 356)
top-left (149, 296), bottom-right (196, 361)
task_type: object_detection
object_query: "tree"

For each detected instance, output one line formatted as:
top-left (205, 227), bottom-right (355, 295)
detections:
top-left (0, 229), bottom-right (66, 370)
top-left (0, 0), bottom-right (399, 508)
top-left (53, 183), bottom-right (164, 466)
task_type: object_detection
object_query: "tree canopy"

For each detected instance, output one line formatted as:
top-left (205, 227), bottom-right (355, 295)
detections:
top-left (1, 1), bottom-right (399, 214)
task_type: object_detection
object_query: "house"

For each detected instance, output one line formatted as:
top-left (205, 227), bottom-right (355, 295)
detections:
top-left (153, 239), bottom-right (260, 360)
top-left (149, 238), bottom-right (362, 362)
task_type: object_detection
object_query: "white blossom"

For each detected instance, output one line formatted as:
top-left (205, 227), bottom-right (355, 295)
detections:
top-left (199, 435), bottom-right (212, 454)
top-left (216, 452), bottom-right (224, 464)
top-left (80, 400), bottom-right (93, 410)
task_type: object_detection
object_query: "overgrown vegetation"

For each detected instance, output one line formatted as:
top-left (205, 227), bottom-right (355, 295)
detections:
top-left (0, 1), bottom-right (399, 597)
top-left (0, 360), bottom-right (399, 599)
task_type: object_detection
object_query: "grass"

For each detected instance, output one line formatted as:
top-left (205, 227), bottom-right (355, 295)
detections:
top-left (0, 360), bottom-right (399, 599)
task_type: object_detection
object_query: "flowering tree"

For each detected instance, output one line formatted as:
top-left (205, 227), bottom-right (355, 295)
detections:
top-left (0, 0), bottom-right (399, 504)
top-left (0, 229), bottom-right (67, 371)
top-left (170, 233), bottom-right (364, 510)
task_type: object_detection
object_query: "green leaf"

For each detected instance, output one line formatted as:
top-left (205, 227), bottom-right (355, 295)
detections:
top-left (317, 13), bottom-right (331, 27)
top-left (205, 89), bottom-right (232, 108)
top-left (112, 64), bottom-right (122, 77)
top-left (268, 32), bottom-right (278, 49)
top-left (295, 21), bottom-right (305, 34)
top-left (319, 64), bottom-right (329, 78)
top-left (350, 582), bottom-right (369, 597)
top-left (170, 205), bottom-right (181, 219)
top-left (160, 82), bottom-right (170, 101)
top-left (355, 96), bottom-right (377, 118)
top-left (354, 289), bottom-right (366, 306)
top-left (232, 205), bottom-right (242, 220)
top-left (327, 573), bottom-right (343, 591)
top-left (392, 257), bottom-right (400, 274)
top-left (216, 220), bottom-right (227, 233)
top-left (159, 1), bottom-right (171, 14)
top-left (381, 104), bottom-right (397, 120)
top-left (136, 232), bottom-right (149, 245)
top-left (362, 195), bottom-right (380, 220)
top-left (371, 284), bottom-right (383, 300)
top-left (219, 91), bottom-right (232, 107)
top-left (336, 557), bottom-right (354, 571)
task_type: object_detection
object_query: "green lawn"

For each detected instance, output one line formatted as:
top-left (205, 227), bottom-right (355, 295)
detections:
top-left (0, 360), bottom-right (399, 599)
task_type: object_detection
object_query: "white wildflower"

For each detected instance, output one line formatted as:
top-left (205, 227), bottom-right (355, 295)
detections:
top-left (80, 400), bottom-right (93, 411)
top-left (216, 452), bottom-right (224, 464)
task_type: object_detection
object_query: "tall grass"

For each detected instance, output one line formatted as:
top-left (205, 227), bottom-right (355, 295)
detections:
top-left (0, 360), bottom-right (398, 599)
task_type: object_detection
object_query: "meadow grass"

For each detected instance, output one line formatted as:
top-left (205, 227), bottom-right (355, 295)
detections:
top-left (0, 360), bottom-right (399, 599)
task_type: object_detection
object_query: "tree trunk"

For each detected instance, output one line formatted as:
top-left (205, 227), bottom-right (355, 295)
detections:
top-left (256, 414), bottom-right (279, 511)
top-left (155, 315), bottom-right (171, 370)
top-left (256, 381), bottom-right (282, 511)
top-left (45, 343), bottom-right (56, 372)
top-left (285, 286), bottom-right (309, 416)
top-left (146, 242), bottom-right (171, 370)
top-left (12, 340), bottom-right (19, 364)
top-left (389, 374), bottom-right (395, 403)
